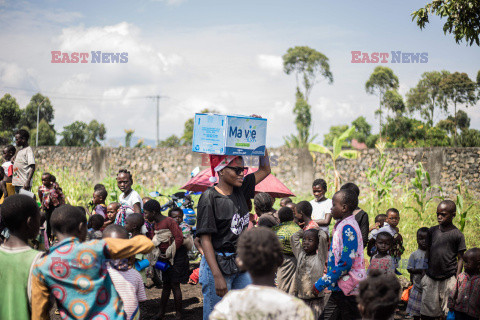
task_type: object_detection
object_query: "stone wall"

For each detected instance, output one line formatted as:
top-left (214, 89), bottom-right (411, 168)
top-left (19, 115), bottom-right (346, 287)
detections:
top-left (18, 146), bottom-right (480, 196)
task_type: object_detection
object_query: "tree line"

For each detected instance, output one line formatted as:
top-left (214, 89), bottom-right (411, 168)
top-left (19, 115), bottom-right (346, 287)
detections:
top-left (282, 46), bottom-right (480, 149)
top-left (0, 93), bottom-right (106, 146)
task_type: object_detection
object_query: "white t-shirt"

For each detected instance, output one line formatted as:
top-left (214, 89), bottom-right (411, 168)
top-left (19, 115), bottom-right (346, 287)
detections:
top-left (119, 189), bottom-right (143, 215)
top-left (108, 267), bottom-right (147, 320)
top-left (12, 146), bottom-right (35, 187)
top-left (309, 198), bottom-right (332, 233)
top-left (209, 285), bottom-right (314, 320)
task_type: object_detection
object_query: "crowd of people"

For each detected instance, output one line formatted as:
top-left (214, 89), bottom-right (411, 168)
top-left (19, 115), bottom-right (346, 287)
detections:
top-left (0, 130), bottom-right (479, 320)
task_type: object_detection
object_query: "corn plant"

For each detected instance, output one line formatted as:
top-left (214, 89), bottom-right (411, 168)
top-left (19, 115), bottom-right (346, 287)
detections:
top-left (456, 183), bottom-right (475, 232)
top-left (405, 162), bottom-right (442, 220)
top-left (366, 141), bottom-right (401, 215)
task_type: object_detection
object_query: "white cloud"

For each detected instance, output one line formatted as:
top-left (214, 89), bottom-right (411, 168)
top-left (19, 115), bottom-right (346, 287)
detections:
top-left (151, 0), bottom-right (187, 6)
top-left (257, 54), bottom-right (283, 76)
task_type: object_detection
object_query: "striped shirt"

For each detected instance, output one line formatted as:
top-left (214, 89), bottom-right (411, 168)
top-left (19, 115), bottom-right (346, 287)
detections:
top-left (108, 268), bottom-right (147, 320)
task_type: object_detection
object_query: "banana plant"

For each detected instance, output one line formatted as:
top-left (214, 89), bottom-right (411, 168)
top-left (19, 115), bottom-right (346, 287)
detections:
top-left (308, 126), bottom-right (358, 192)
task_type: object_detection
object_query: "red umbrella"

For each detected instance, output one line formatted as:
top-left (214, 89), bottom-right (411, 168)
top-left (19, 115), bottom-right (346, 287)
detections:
top-left (181, 167), bottom-right (295, 198)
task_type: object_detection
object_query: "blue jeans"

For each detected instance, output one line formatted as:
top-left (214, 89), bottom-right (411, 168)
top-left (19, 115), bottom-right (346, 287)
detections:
top-left (199, 255), bottom-right (251, 320)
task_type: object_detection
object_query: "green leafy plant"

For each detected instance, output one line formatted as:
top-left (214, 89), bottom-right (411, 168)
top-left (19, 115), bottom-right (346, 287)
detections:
top-left (366, 141), bottom-right (401, 215)
top-left (405, 162), bottom-right (442, 220)
top-left (309, 126), bottom-right (358, 192)
top-left (456, 183), bottom-right (475, 232)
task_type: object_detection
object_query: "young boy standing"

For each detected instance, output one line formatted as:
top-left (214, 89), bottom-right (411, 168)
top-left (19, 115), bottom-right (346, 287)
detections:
top-left (406, 227), bottom-right (429, 320)
top-left (12, 129), bottom-right (35, 193)
top-left (448, 248), bottom-right (480, 320)
top-left (421, 200), bottom-right (466, 320)
top-left (291, 228), bottom-right (329, 318)
top-left (295, 201), bottom-right (319, 231)
top-left (31, 205), bottom-right (154, 319)
top-left (91, 188), bottom-right (108, 218)
top-left (0, 195), bottom-right (42, 320)
top-left (313, 189), bottom-right (367, 319)
top-left (309, 179), bottom-right (332, 234)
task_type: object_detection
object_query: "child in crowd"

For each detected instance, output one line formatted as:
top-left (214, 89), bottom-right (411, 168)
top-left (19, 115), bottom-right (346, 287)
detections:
top-left (37, 172), bottom-right (65, 242)
top-left (103, 225), bottom-right (147, 320)
top-left (125, 213), bottom-right (149, 283)
top-left (144, 200), bottom-right (188, 319)
top-left (280, 197), bottom-right (293, 208)
top-left (406, 227), bottom-right (429, 320)
top-left (169, 207), bottom-right (194, 251)
top-left (368, 232), bottom-right (395, 275)
top-left (340, 183), bottom-right (369, 248)
top-left (272, 206), bottom-right (301, 294)
top-left (368, 209), bottom-right (404, 267)
top-left (357, 270), bottom-right (401, 320)
top-left (421, 200), bottom-right (466, 319)
top-left (103, 202), bottom-right (121, 230)
top-left (314, 189), bottom-right (366, 319)
top-left (117, 169), bottom-right (143, 215)
top-left (210, 227), bottom-right (314, 320)
top-left (31, 204), bottom-right (154, 319)
top-left (0, 195), bottom-right (42, 320)
top-left (310, 178), bottom-right (333, 234)
top-left (367, 214), bottom-right (388, 257)
top-left (294, 201), bottom-right (319, 231)
top-left (125, 213), bottom-right (145, 237)
top-left (255, 192), bottom-right (279, 228)
top-left (87, 214), bottom-right (105, 240)
top-left (88, 184), bottom-right (106, 212)
top-left (291, 228), bottom-right (329, 318)
top-left (448, 247), bottom-right (480, 320)
top-left (91, 188), bottom-right (108, 218)
top-left (0, 145), bottom-right (16, 201)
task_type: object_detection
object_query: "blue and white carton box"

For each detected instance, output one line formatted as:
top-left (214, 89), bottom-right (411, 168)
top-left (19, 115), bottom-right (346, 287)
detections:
top-left (192, 113), bottom-right (267, 156)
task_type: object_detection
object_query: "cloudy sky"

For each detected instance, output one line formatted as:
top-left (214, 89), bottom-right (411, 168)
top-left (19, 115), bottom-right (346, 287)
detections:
top-left (1, 0), bottom-right (479, 146)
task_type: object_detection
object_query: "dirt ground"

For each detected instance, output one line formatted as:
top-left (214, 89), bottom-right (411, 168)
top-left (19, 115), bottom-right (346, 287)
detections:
top-left (51, 283), bottom-right (410, 320)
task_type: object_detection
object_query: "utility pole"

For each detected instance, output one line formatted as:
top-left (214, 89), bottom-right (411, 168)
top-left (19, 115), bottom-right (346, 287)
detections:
top-left (147, 95), bottom-right (164, 147)
top-left (36, 98), bottom-right (47, 147)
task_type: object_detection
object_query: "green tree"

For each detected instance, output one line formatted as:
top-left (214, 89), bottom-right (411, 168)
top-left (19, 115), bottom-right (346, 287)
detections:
top-left (365, 67), bottom-right (399, 136)
top-left (323, 124), bottom-right (349, 147)
top-left (283, 46), bottom-right (333, 102)
top-left (412, 0), bottom-right (480, 46)
top-left (124, 129), bottom-right (134, 147)
top-left (382, 90), bottom-right (405, 117)
top-left (0, 93), bottom-right (22, 144)
top-left (458, 128), bottom-right (480, 147)
top-left (20, 93), bottom-right (55, 130)
top-left (159, 135), bottom-right (181, 147)
top-left (440, 72), bottom-right (478, 145)
top-left (86, 120), bottom-right (106, 146)
top-left (29, 119), bottom-right (56, 146)
top-left (351, 116), bottom-right (372, 143)
top-left (59, 121), bottom-right (88, 146)
top-left (437, 110), bottom-right (471, 136)
top-left (284, 90), bottom-right (317, 148)
top-left (406, 71), bottom-right (450, 125)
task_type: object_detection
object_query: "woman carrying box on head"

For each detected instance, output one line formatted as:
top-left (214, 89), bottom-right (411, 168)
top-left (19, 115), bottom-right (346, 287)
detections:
top-left (196, 136), bottom-right (271, 319)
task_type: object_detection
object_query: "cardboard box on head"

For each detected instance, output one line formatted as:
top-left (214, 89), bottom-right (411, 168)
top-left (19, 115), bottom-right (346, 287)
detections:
top-left (192, 113), bottom-right (267, 156)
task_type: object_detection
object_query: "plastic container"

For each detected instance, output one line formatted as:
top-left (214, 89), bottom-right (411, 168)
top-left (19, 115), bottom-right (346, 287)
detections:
top-left (154, 261), bottom-right (171, 271)
top-left (135, 259), bottom-right (150, 271)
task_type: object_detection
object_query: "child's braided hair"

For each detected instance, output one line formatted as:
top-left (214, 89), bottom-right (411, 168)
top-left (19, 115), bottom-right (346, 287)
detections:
top-left (237, 227), bottom-right (283, 277)
top-left (117, 169), bottom-right (133, 182)
top-left (357, 270), bottom-right (401, 320)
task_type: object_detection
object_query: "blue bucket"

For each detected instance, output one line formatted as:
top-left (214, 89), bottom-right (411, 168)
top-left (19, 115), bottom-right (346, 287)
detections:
top-left (154, 261), bottom-right (170, 271)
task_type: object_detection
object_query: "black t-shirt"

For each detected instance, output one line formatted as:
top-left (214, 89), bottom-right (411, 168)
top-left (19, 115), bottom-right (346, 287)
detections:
top-left (426, 225), bottom-right (466, 280)
top-left (196, 173), bottom-right (256, 252)
top-left (354, 208), bottom-right (369, 248)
